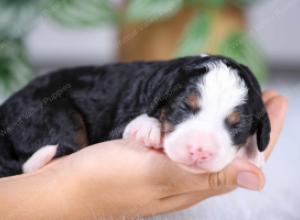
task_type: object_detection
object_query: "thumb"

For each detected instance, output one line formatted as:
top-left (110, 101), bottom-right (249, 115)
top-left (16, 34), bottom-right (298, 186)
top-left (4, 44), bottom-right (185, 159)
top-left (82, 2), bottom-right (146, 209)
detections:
top-left (206, 159), bottom-right (265, 191)
top-left (152, 159), bottom-right (265, 214)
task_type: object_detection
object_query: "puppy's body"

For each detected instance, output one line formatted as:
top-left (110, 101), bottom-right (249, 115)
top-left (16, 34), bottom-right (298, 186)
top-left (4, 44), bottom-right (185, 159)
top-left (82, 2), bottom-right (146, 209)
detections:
top-left (0, 58), bottom-right (193, 176)
top-left (0, 56), bottom-right (270, 177)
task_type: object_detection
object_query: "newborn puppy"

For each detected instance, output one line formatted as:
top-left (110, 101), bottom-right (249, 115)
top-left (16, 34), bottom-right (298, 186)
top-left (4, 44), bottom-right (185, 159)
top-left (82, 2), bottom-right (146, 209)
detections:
top-left (0, 55), bottom-right (270, 177)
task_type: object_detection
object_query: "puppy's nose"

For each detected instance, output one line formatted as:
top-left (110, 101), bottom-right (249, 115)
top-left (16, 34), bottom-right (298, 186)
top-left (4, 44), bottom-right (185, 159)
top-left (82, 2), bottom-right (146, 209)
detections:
top-left (189, 147), bottom-right (214, 162)
top-left (187, 133), bottom-right (216, 163)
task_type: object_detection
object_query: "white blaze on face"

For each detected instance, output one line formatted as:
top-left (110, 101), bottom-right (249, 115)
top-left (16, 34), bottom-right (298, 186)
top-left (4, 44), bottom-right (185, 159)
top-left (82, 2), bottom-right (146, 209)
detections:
top-left (164, 61), bottom-right (248, 173)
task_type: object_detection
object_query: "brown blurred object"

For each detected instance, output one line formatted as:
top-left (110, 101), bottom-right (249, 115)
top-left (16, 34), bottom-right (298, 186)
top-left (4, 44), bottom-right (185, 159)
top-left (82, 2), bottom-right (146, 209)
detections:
top-left (118, 6), bottom-right (246, 62)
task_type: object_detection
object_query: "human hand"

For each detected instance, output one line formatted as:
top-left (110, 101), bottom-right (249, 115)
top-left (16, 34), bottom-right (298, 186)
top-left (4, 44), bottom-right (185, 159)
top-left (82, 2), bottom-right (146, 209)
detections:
top-left (41, 90), bottom-right (287, 219)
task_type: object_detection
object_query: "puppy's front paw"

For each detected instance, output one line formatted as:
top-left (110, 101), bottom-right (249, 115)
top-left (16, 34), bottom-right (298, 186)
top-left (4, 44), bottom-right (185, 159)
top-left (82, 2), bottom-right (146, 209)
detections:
top-left (123, 114), bottom-right (162, 149)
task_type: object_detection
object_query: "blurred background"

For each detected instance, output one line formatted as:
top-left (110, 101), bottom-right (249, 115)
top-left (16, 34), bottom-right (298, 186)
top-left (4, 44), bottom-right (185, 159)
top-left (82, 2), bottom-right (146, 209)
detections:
top-left (0, 0), bottom-right (299, 219)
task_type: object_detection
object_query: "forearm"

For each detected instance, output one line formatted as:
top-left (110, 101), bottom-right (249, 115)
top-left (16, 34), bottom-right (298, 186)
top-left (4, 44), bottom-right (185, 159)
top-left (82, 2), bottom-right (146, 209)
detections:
top-left (0, 169), bottom-right (69, 220)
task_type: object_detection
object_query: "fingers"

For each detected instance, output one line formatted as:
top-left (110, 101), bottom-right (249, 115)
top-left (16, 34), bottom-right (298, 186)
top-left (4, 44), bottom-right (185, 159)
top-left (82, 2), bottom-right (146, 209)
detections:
top-left (141, 189), bottom-right (215, 217)
top-left (147, 159), bottom-right (265, 216)
top-left (205, 159), bottom-right (265, 191)
top-left (155, 158), bottom-right (265, 198)
top-left (263, 95), bottom-right (288, 160)
top-left (147, 191), bottom-right (207, 216)
top-left (147, 160), bottom-right (264, 218)
top-left (262, 90), bottom-right (279, 103)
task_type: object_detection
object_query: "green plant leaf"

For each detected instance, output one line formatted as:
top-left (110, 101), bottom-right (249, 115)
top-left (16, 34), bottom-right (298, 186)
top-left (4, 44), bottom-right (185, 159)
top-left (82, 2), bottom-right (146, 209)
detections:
top-left (0, 39), bottom-right (34, 101)
top-left (126, 0), bottom-right (183, 22)
top-left (175, 12), bottom-right (211, 57)
top-left (0, 0), bottom-right (41, 39)
top-left (45, 0), bottom-right (117, 27)
top-left (219, 32), bottom-right (268, 82)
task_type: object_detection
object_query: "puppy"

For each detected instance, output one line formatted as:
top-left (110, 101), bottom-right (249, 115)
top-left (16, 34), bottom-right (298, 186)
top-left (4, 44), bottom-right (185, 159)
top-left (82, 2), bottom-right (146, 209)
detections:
top-left (0, 55), bottom-right (270, 177)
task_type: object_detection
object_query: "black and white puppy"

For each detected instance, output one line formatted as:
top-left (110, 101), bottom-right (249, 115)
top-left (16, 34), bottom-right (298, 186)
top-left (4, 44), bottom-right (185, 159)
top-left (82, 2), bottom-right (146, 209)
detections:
top-left (0, 55), bottom-right (270, 177)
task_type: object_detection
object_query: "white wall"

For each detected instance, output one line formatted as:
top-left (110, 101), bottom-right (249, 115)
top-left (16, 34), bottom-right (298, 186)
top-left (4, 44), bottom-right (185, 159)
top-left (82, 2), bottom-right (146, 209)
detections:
top-left (25, 0), bottom-right (300, 70)
top-left (247, 0), bottom-right (300, 65)
top-left (25, 18), bottom-right (118, 71)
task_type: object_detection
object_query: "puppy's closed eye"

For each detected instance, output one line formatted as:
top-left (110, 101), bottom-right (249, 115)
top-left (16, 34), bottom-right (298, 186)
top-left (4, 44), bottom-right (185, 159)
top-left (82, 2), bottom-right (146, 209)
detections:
top-left (227, 111), bottom-right (241, 125)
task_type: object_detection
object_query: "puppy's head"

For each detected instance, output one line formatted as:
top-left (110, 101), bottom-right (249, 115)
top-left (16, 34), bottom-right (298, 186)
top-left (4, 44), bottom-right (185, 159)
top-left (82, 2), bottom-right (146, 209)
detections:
top-left (160, 56), bottom-right (270, 173)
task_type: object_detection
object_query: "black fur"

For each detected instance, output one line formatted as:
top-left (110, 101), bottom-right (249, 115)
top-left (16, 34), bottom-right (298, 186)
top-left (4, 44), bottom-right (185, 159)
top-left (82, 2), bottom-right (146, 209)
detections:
top-left (0, 56), bottom-right (270, 177)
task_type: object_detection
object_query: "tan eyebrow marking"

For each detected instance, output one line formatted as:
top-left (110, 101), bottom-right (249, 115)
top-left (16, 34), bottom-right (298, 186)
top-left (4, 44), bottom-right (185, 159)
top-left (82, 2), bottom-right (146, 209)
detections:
top-left (162, 122), bottom-right (174, 134)
top-left (159, 108), bottom-right (174, 135)
top-left (186, 93), bottom-right (201, 111)
top-left (227, 111), bottom-right (241, 125)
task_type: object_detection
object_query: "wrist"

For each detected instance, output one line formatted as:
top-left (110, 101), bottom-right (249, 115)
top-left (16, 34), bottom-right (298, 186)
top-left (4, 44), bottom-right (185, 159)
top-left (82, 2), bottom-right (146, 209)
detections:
top-left (42, 158), bottom-right (102, 219)
top-left (0, 167), bottom-right (71, 219)
top-left (32, 168), bottom-right (72, 217)
top-left (39, 162), bottom-right (84, 218)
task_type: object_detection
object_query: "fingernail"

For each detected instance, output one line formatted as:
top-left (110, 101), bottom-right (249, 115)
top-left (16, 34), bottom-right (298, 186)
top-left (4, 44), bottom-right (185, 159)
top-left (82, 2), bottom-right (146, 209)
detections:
top-left (237, 172), bottom-right (261, 191)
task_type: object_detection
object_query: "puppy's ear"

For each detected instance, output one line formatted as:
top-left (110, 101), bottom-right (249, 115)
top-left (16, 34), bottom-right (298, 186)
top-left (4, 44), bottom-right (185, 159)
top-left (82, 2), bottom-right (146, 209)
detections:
top-left (181, 65), bottom-right (208, 77)
top-left (256, 111), bottom-right (271, 152)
